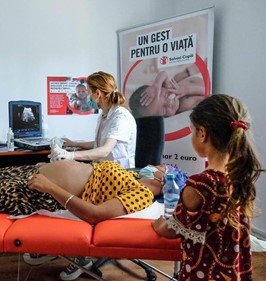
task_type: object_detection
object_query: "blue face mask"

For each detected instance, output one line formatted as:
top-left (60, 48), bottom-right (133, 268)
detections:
top-left (139, 166), bottom-right (164, 181)
top-left (88, 99), bottom-right (99, 109)
top-left (139, 165), bottom-right (188, 190)
top-left (139, 165), bottom-right (161, 180)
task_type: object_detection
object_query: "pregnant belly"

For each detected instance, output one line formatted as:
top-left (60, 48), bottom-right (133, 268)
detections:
top-left (39, 160), bottom-right (93, 196)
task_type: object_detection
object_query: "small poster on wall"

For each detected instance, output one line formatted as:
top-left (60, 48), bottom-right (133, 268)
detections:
top-left (118, 7), bottom-right (214, 175)
top-left (47, 77), bottom-right (98, 115)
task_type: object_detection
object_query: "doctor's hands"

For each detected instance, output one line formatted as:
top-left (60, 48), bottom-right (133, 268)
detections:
top-left (48, 144), bottom-right (74, 162)
top-left (48, 136), bottom-right (74, 162)
top-left (62, 137), bottom-right (77, 148)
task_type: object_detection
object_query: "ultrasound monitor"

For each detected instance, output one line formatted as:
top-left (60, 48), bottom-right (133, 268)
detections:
top-left (8, 100), bottom-right (42, 139)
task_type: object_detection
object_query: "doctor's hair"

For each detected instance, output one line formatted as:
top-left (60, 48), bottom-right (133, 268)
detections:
top-left (189, 93), bottom-right (263, 227)
top-left (87, 71), bottom-right (128, 108)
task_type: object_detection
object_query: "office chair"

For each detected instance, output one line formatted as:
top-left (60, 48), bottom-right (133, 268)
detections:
top-left (134, 116), bottom-right (165, 169)
top-left (91, 116), bottom-right (179, 281)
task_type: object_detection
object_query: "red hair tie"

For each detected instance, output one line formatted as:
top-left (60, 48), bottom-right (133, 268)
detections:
top-left (231, 120), bottom-right (249, 131)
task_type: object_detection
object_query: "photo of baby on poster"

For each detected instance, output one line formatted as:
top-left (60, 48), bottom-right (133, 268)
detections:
top-left (118, 8), bottom-right (214, 174)
top-left (47, 77), bottom-right (98, 115)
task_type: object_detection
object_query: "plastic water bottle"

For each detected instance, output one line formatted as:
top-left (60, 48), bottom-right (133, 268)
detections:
top-left (163, 173), bottom-right (180, 219)
top-left (7, 128), bottom-right (15, 151)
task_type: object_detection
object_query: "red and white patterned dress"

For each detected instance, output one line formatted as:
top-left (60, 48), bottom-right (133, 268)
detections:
top-left (168, 169), bottom-right (252, 281)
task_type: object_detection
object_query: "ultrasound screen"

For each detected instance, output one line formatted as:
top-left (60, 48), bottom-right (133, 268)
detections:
top-left (9, 101), bottom-right (42, 138)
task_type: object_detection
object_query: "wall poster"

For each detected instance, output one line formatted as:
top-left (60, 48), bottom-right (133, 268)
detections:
top-left (118, 7), bottom-right (214, 175)
top-left (47, 76), bottom-right (98, 115)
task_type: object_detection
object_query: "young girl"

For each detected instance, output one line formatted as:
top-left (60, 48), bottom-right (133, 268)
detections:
top-left (152, 94), bottom-right (264, 280)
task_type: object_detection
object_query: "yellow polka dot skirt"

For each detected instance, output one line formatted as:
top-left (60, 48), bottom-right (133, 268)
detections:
top-left (82, 161), bottom-right (154, 214)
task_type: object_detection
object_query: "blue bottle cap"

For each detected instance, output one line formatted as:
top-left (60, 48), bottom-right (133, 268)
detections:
top-left (166, 173), bottom-right (175, 180)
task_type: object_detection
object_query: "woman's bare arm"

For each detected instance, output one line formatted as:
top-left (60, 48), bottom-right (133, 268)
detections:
top-left (63, 138), bottom-right (94, 150)
top-left (73, 138), bottom-right (117, 161)
top-left (27, 173), bottom-right (127, 224)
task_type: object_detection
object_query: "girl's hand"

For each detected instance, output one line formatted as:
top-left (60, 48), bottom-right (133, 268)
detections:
top-left (152, 215), bottom-right (167, 234)
top-left (152, 215), bottom-right (179, 239)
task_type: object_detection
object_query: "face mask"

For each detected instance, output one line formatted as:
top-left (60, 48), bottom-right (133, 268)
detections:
top-left (139, 165), bottom-right (160, 180)
top-left (89, 100), bottom-right (99, 109)
top-left (89, 89), bottom-right (99, 107)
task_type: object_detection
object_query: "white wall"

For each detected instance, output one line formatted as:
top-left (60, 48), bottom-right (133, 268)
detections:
top-left (0, 0), bottom-right (168, 141)
top-left (0, 0), bottom-right (265, 238)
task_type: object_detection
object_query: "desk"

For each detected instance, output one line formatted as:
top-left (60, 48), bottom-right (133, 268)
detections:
top-left (0, 149), bottom-right (50, 168)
